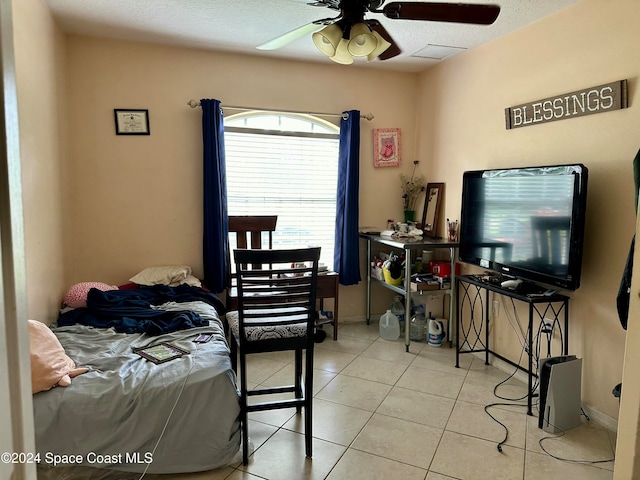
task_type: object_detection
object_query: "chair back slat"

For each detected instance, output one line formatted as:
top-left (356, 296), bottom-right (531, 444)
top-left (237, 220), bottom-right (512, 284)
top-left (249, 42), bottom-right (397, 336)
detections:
top-left (233, 248), bottom-right (320, 342)
top-left (228, 216), bottom-right (278, 270)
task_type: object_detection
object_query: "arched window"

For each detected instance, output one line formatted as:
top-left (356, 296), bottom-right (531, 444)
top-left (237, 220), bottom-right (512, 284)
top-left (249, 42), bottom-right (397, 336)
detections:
top-left (224, 112), bottom-right (340, 268)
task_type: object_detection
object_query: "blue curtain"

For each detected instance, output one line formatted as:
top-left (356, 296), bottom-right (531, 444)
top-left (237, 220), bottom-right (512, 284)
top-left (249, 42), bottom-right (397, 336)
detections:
top-left (333, 110), bottom-right (361, 286)
top-left (201, 99), bottom-right (229, 293)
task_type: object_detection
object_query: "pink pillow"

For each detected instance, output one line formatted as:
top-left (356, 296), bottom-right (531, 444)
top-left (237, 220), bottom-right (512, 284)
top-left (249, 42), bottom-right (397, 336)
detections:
top-left (29, 320), bottom-right (88, 394)
top-left (63, 282), bottom-right (118, 308)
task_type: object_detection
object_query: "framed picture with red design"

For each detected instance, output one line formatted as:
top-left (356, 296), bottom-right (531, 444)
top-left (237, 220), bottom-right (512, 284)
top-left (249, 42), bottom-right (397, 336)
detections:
top-left (373, 128), bottom-right (401, 167)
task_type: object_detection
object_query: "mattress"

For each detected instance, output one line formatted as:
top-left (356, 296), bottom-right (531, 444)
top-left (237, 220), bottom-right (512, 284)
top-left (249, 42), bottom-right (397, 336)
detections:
top-left (33, 300), bottom-right (241, 478)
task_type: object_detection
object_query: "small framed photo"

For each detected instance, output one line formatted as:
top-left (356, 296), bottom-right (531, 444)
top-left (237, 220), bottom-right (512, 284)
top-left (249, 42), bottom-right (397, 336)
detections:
top-left (373, 128), bottom-right (401, 167)
top-left (133, 342), bottom-right (189, 364)
top-left (114, 108), bottom-right (150, 135)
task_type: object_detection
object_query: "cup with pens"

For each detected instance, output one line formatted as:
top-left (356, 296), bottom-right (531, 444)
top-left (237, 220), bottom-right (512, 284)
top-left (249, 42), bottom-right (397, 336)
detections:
top-left (447, 219), bottom-right (459, 242)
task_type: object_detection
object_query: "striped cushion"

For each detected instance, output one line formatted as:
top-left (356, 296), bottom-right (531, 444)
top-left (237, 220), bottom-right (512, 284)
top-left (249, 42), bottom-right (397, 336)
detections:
top-left (226, 309), bottom-right (308, 342)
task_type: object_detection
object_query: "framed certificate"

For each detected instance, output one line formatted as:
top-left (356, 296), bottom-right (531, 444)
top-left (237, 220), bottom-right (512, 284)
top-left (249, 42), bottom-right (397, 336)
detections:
top-left (114, 108), bottom-right (150, 135)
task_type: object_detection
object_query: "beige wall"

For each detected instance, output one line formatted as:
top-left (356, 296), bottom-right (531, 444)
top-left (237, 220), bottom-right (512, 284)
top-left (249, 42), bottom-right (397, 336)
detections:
top-left (63, 37), bottom-right (417, 316)
top-left (416, 0), bottom-right (639, 424)
top-left (13, 0), bottom-right (68, 324)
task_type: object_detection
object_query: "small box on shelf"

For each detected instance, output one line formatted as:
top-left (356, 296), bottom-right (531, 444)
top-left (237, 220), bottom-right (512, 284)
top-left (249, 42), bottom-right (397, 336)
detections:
top-left (411, 281), bottom-right (440, 292)
top-left (371, 264), bottom-right (384, 281)
top-left (410, 273), bottom-right (440, 291)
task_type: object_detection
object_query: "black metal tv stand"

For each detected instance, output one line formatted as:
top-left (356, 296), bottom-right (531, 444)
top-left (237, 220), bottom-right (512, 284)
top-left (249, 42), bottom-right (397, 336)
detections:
top-left (455, 274), bottom-right (570, 416)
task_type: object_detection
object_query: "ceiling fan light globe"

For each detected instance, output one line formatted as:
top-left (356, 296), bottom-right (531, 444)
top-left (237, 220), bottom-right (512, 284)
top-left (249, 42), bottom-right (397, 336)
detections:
top-left (330, 38), bottom-right (354, 64)
top-left (366, 30), bottom-right (392, 61)
top-left (347, 22), bottom-right (377, 57)
top-left (312, 23), bottom-right (343, 57)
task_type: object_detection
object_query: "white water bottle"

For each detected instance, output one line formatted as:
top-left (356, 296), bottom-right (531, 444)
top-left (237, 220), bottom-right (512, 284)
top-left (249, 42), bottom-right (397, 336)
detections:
top-left (379, 310), bottom-right (400, 341)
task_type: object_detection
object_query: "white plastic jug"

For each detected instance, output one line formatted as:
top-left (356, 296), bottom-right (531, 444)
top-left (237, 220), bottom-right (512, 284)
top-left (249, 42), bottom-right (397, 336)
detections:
top-left (379, 310), bottom-right (400, 341)
top-left (427, 318), bottom-right (445, 347)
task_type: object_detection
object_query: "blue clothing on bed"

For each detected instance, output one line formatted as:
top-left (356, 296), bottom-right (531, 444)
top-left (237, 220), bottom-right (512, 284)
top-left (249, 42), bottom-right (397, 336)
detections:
top-left (58, 284), bottom-right (225, 335)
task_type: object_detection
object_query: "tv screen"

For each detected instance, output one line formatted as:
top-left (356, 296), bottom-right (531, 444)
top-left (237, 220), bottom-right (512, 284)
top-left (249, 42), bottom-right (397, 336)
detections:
top-left (458, 164), bottom-right (588, 291)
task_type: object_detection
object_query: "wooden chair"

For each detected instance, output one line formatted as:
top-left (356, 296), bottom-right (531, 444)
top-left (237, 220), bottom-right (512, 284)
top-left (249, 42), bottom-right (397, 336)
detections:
top-left (226, 247), bottom-right (320, 465)
top-left (531, 216), bottom-right (571, 267)
top-left (226, 215), bottom-right (278, 310)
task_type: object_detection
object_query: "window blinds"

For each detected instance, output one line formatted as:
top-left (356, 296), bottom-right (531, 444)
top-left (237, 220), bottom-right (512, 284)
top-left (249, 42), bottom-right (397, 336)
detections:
top-left (225, 129), bottom-right (339, 267)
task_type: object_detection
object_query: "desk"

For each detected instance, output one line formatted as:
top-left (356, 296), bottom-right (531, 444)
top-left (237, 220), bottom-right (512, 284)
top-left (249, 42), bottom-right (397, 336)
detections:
top-left (360, 233), bottom-right (458, 351)
top-left (316, 272), bottom-right (339, 340)
top-left (456, 275), bottom-right (570, 415)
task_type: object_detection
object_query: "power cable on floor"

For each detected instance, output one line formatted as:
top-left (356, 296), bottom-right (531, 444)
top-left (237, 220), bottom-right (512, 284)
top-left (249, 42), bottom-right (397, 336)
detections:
top-left (537, 414), bottom-right (615, 465)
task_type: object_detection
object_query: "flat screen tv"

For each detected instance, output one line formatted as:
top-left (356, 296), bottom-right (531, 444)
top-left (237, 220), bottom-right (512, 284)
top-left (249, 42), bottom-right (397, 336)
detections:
top-left (458, 164), bottom-right (588, 291)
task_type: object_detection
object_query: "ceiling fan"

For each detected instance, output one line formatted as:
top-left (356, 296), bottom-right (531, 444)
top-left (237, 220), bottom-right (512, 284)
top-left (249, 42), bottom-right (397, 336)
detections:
top-left (257, 1), bottom-right (501, 64)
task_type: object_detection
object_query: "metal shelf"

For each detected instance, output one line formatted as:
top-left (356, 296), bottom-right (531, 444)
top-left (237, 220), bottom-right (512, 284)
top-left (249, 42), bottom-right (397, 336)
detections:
top-left (361, 233), bottom-right (458, 352)
top-left (370, 277), bottom-right (406, 296)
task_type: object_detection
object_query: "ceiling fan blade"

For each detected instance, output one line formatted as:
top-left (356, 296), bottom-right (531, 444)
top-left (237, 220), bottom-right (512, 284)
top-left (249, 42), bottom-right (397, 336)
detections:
top-left (257, 22), bottom-right (324, 50)
top-left (382, 2), bottom-right (500, 25)
top-left (309, 0), bottom-right (341, 9)
top-left (366, 19), bottom-right (401, 60)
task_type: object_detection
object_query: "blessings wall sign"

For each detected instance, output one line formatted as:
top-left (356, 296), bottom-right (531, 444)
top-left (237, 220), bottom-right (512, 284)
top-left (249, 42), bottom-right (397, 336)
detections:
top-left (505, 79), bottom-right (628, 130)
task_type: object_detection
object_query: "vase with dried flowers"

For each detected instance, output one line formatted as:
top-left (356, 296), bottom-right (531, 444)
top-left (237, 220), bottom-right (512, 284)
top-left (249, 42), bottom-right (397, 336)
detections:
top-left (400, 160), bottom-right (426, 223)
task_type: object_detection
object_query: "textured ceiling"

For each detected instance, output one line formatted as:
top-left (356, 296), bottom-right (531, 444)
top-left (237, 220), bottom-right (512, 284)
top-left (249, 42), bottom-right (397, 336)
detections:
top-left (43, 0), bottom-right (582, 72)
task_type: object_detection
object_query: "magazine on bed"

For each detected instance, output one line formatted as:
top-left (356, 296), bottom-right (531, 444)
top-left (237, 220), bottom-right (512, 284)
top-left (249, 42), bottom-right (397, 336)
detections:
top-left (133, 342), bottom-right (190, 364)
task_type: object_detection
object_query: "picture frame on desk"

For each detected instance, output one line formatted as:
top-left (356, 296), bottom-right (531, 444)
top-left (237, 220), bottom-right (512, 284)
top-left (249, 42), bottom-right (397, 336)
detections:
top-left (421, 183), bottom-right (444, 238)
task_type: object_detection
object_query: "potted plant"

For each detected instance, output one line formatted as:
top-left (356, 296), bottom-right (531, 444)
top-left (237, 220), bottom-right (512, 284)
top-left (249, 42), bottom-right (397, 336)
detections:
top-left (400, 160), bottom-right (426, 223)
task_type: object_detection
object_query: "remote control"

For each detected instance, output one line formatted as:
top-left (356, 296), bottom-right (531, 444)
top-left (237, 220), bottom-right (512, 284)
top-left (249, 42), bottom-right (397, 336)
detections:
top-left (500, 279), bottom-right (522, 289)
top-left (193, 333), bottom-right (213, 343)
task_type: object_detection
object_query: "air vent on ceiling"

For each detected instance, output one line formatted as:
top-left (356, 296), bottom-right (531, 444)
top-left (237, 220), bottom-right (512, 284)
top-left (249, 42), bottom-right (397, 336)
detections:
top-left (412, 44), bottom-right (467, 60)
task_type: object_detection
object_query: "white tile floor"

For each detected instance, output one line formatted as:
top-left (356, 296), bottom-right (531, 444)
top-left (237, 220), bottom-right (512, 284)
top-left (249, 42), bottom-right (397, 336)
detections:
top-left (152, 320), bottom-right (617, 480)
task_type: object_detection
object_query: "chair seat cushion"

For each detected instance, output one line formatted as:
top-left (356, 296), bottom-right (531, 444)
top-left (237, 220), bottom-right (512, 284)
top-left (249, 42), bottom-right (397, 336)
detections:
top-left (226, 310), bottom-right (308, 341)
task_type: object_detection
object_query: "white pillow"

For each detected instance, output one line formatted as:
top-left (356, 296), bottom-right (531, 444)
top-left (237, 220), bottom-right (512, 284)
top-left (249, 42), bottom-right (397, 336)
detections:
top-left (180, 275), bottom-right (202, 287)
top-left (129, 265), bottom-right (202, 287)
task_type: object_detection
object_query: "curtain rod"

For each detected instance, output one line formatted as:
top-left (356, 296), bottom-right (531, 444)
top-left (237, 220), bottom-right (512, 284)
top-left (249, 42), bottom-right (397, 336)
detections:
top-left (187, 99), bottom-right (374, 121)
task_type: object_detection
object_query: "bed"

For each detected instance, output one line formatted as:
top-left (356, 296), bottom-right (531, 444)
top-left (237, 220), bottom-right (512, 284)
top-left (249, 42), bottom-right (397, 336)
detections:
top-left (32, 274), bottom-right (241, 479)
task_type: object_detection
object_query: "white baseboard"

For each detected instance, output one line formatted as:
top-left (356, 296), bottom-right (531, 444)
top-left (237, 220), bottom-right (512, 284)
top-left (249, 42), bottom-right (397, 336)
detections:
top-left (340, 314), bottom-right (396, 325)
top-left (581, 404), bottom-right (618, 433)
